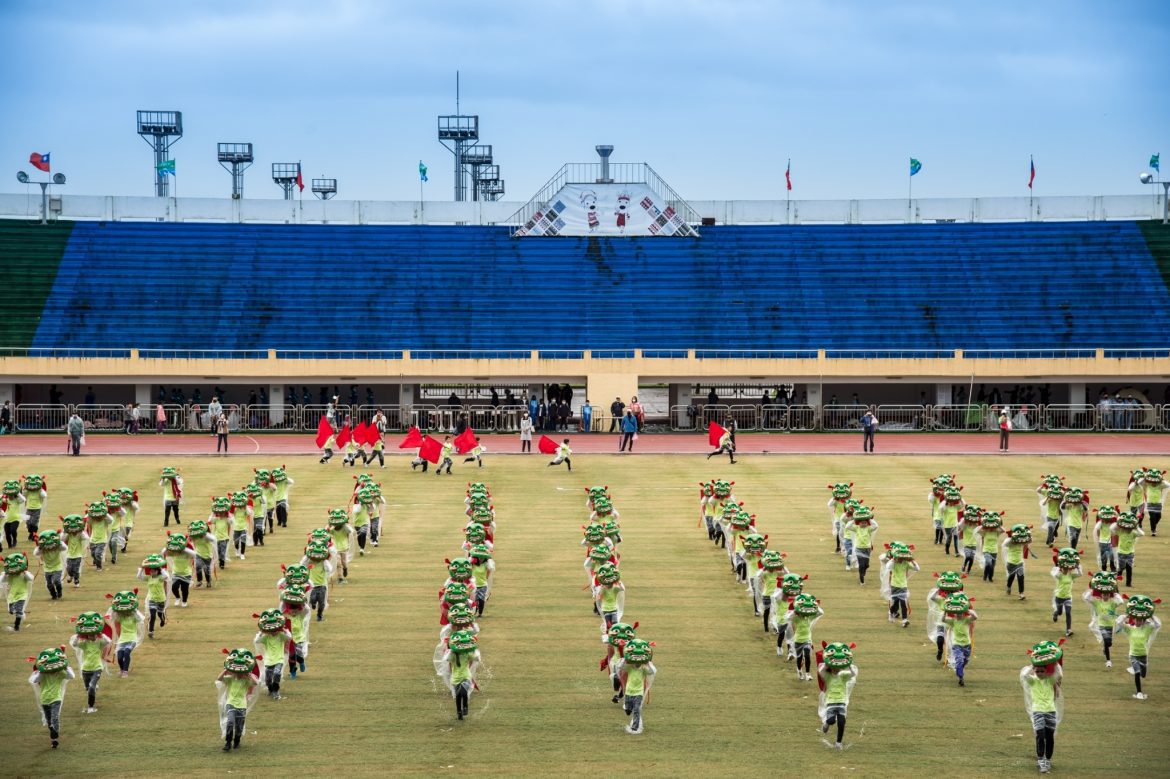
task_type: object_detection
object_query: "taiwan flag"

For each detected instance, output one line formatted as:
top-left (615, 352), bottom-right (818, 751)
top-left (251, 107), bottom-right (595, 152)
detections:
top-left (29, 152), bottom-right (50, 172)
top-left (296, 164), bottom-right (305, 192)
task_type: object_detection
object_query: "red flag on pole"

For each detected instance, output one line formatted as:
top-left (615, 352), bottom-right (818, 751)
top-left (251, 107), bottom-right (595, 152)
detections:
top-left (708, 421), bottom-right (728, 447)
top-left (454, 428), bottom-right (477, 454)
top-left (538, 435), bottom-right (560, 455)
top-left (314, 416), bottom-right (332, 448)
top-left (418, 435), bottom-right (443, 463)
top-left (398, 426), bottom-right (423, 449)
top-left (29, 152), bottom-right (51, 173)
top-left (352, 421), bottom-right (370, 446)
top-left (336, 424), bottom-right (352, 448)
top-left (367, 425), bottom-right (382, 445)
top-left (296, 164), bottom-right (304, 192)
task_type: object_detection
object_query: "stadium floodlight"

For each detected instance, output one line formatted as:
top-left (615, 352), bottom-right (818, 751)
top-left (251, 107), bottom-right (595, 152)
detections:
top-left (461, 144), bottom-right (496, 202)
top-left (1140, 172), bottom-right (1170, 224)
top-left (137, 110), bottom-right (182, 197)
top-left (16, 167), bottom-right (65, 225)
top-left (311, 178), bottom-right (337, 200)
top-left (272, 163), bottom-right (301, 200)
top-left (217, 142), bottom-right (254, 200)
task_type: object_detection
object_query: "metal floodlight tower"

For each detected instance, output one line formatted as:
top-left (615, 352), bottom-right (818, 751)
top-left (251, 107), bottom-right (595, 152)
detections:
top-left (462, 144), bottom-right (493, 201)
top-left (311, 178), bottom-right (337, 200)
top-left (475, 164), bottom-right (504, 201)
top-left (137, 110), bottom-right (182, 197)
top-left (596, 145), bottom-right (614, 183)
top-left (217, 143), bottom-right (254, 199)
top-left (15, 170), bottom-right (66, 225)
top-left (272, 163), bottom-right (301, 200)
top-left (438, 115), bottom-right (479, 201)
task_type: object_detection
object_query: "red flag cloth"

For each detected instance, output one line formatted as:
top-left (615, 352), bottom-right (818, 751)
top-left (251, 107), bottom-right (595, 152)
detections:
top-left (336, 425), bottom-right (352, 448)
top-left (367, 426), bottom-right (382, 445)
top-left (296, 165), bottom-right (305, 192)
top-left (314, 416), bottom-right (332, 448)
top-left (708, 421), bottom-right (728, 447)
top-left (352, 421), bottom-right (370, 446)
top-left (398, 426), bottom-right (423, 449)
top-left (419, 435), bottom-right (443, 463)
top-left (29, 152), bottom-right (50, 172)
top-left (785, 160), bottom-right (792, 191)
top-left (538, 435), bottom-right (560, 455)
top-left (454, 428), bottom-right (477, 454)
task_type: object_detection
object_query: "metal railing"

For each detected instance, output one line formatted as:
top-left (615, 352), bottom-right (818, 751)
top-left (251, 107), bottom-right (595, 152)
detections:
top-left (14, 404), bottom-right (69, 432)
top-left (6, 402), bottom-right (1167, 434)
top-left (874, 405), bottom-right (929, 432)
top-left (301, 404), bottom-right (350, 431)
top-left (1099, 403), bottom-right (1156, 432)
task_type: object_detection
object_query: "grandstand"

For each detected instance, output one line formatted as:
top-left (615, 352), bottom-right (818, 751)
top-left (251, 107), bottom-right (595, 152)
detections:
top-left (1, 192), bottom-right (1168, 433)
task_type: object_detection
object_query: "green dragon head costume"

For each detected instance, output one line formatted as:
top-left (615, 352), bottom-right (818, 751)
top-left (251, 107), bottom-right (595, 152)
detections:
top-left (36, 529), bottom-right (61, 550)
top-left (623, 638), bottom-right (654, 666)
top-left (1008, 524), bottom-right (1033, 544)
top-left (943, 592), bottom-right (972, 616)
top-left (140, 553), bottom-right (166, 574)
top-left (61, 514), bottom-right (85, 535)
top-left (73, 611), bottom-right (105, 637)
top-left (821, 641), bottom-right (855, 670)
top-left (596, 562), bottom-right (621, 586)
top-left (1088, 570), bottom-right (1121, 596)
top-left (792, 593), bottom-right (821, 617)
top-left (281, 563), bottom-right (310, 586)
top-left (447, 629), bottom-right (479, 656)
top-left (256, 608), bottom-right (286, 634)
top-left (446, 557), bottom-right (473, 582)
top-left (4, 551), bottom-right (29, 575)
top-left (165, 532), bottom-right (189, 553)
top-left (447, 602), bottom-right (477, 630)
top-left (107, 589), bottom-right (139, 613)
top-left (211, 496), bottom-right (231, 518)
top-left (223, 647), bottom-right (257, 674)
top-left (1028, 639), bottom-right (1064, 668)
top-left (781, 573), bottom-right (806, 597)
top-left (1053, 547), bottom-right (1080, 570)
top-left (280, 583), bottom-right (308, 607)
top-left (761, 549), bottom-right (787, 573)
top-left (1124, 594), bottom-right (1159, 621)
top-left (934, 570), bottom-right (966, 593)
top-left (1115, 511), bottom-right (1140, 532)
top-left (32, 646), bottom-right (68, 673)
top-left (607, 621), bottom-right (638, 648)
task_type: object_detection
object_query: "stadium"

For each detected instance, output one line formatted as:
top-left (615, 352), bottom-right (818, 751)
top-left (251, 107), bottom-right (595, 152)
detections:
top-left (2, 3), bottom-right (1169, 776)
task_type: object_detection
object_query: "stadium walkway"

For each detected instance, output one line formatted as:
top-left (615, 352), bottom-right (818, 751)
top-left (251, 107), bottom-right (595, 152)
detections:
top-left (0, 432), bottom-right (1164, 456)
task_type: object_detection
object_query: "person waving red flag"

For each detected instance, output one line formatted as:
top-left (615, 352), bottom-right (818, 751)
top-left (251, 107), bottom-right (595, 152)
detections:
top-left (538, 435), bottom-right (560, 455)
top-left (418, 435), bottom-right (443, 464)
top-left (398, 426), bottom-right (423, 449)
top-left (454, 428), bottom-right (478, 454)
top-left (314, 416), bottom-right (332, 449)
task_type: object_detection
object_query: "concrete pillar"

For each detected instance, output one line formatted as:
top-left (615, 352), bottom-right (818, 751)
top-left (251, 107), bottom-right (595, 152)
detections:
top-left (1068, 382), bottom-right (1086, 405)
top-left (588, 373), bottom-right (638, 425)
top-left (135, 384), bottom-right (152, 405)
top-left (0, 383), bottom-right (13, 405)
top-left (400, 384), bottom-right (415, 405)
top-left (806, 384), bottom-right (822, 407)
top-left (935, 384), bottom-right (953, 405)
top-left (270, 384), bottom-right (285, 425)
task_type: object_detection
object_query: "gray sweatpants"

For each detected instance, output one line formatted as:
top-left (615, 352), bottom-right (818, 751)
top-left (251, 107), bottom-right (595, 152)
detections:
top-left (40, 700), bottom-right (62, 736)
top-left (624, 694), bottom-right (644, 732)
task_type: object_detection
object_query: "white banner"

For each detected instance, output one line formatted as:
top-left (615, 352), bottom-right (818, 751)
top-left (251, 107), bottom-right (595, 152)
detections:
top-left (515, 183), bottom-right (698, 237)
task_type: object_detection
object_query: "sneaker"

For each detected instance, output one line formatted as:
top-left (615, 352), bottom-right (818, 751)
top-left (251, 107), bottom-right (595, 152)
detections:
top-left (52, 740), bottom-right (59, 749)
top-left (174, 598), bottom-right (182, 606)
top-left (239, 555), bottom-right (245, 560)
top-left (1065, 630), bottom-right (1073, 637)
top-left (902, 619), bottom-right (910, 628)
top-left (1019, 595), bottom-right (1027, 601)
top-left (1052, 612), bottom-right (1058, 623)
top-left (1106, 661), bottom-right (1113, 669)
top-left (833, 742), bottom-right (843, 751)
top-left (372, 541), bottom-right (379, 547)
top-left (148, 631), bottom-right (154, 639)
top-left (120, 671), bottom-right (128, 678)
top-left (359, 549), bottom-right (365, 556)
top-left (181, 601), bottom-right (188, 608)
top-left (1038, 758), bottom-right (1048, 774)
top-left (958, 678), bottom-right (965, 687)
top-left (223, 743), bottom-right (232, 752)
top-left (1134, 692), bottom-right (1148, 700)
top-left (86, 707), bottom-right (98, 713)
top-left (888, 613), bottom-right (895, 623)
top-left (776, 647), bottom-right (783, 657)
top-left (821, 721), bottom-right (830, 734)
top-left (1127, 666), bottom-right (1137, 675)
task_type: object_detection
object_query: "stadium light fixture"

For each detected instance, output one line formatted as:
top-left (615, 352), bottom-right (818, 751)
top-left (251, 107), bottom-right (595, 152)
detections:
top-left (1140, 172), bottom-right (1169, 224)
top-left (311, 178), bottom-right (337, 200)
top-left (16, 168), bottom-right (65, 225)
top-left (137, 110), bottom-right (182, 197)
top-left (272, 163), bottom-right (301, 200)
top-left (217, 142), bottom-right (254, 200)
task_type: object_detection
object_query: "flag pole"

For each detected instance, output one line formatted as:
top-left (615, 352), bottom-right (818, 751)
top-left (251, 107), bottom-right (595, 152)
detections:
top-left (1029, 154), bottom-right (1034, 220)
top-left (785, 158), bottom-right (790, 225)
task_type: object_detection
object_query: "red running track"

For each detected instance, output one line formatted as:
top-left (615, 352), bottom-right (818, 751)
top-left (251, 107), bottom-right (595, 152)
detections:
top-left (1, 432), bottom-right (1166, 457)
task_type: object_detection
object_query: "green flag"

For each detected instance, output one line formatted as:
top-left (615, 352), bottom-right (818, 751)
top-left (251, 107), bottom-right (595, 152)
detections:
top-left (156, 159), bottom-right (175, 176)
top-left (1151, 153), bottom-right (1160, 173)
top-left (909, 158), bottom-right (922, 176)
top-left (419, 161), bottom-right (428, 182)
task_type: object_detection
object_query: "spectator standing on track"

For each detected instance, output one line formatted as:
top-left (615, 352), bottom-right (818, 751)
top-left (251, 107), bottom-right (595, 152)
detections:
top-left (537, 399), bottom-right (548, 432)
top-left (630, 395), bottom-right (645, 431)
top-left (156, 403), bottom-right (166, 434)
top-left (0, 400), bottom-right (11, 435)
top-left (67, 413), bottom-right (84, 456)
top-left (558, 401), bottom-right (571, 432)
top-left (998, 407), bottom-right (1012, 452)
top-left (861, 406), bottom-right (878, 453)
top-left (215, 413), bottom-right (230, 453)
top-left (582, 400), bottom-right (593, 433)
top-left (619, 410), bottom-right (638, 452)
top-left (131, 403), bottom-right (141, 434)
top-left (372, 409), bottom-right (387, 437)
top-left (610, 397), bottom-right (625, 433)
top-left (208, 397), bottom-right (222, 434)
top-left (520, 411), bottom-right (534, 452)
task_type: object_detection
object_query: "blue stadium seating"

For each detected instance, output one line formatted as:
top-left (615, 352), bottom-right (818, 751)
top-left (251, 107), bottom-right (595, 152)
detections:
top-left (29, 220), bottom-right (1170, 352)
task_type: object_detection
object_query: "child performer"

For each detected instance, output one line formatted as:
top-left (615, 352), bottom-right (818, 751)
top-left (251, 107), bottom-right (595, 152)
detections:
top-left (1115, 594), bottom-right (1162, 700)
top-left (1021, 639), bottom-right (1065, 774)
top-left (817, 641), bottom-right (858, 751)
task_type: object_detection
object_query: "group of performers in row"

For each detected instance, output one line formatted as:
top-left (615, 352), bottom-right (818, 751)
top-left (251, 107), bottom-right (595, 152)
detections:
top-left (582, 486), bottom-right (656, 734)
top-left (4, 465), bottom-right (298, 750)
top-left (435, 482), bottom-right (496, 719)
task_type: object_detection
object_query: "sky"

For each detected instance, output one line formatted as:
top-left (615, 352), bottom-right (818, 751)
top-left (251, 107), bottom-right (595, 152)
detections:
top-left (1, 0), bottom-right (1167, 203)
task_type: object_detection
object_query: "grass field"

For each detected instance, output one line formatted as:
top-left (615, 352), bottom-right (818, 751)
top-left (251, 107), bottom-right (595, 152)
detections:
top-left (1, 452), bottom-right (1168, 776)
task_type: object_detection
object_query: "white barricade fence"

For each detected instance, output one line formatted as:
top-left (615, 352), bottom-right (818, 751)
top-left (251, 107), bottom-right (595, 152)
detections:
top-left (14, 404), bottom-right (69, 432)
top-left (821, 404), bottom-right (867, 432)
top-left (700, 404), bottom-right (731, 429)
top-left (875, 405), bottom-right (928, 432)
top-left (787, 405), bottom-right (819, 431)
top-left (139, 403), bottom-right (186, 432)
top-left (74, 404), bottom-right (130, 432)
top-left (759, 404), bottom-right (791, 431)
top-left (986, 404), bottom-right (1040, 432)
top-left (670, 404), bottom-right (702, 431)
top-left (931, 404), bottom-right (985, 432)
top-left (1041, 404), bottom-right (1095, 431)
top-left (355, 405), bottom-right (406, 433)
top-left (589, 413), bottom-right (617, 433)
top-left (1161, 405), bottom-right (1169, 432)
top-left (410, 404), bottom-right (439, 432)
top-left (726, 404), bottom-right (759, 432)
top-left (301, 404), bottom-right (350, 432)
top-left (435, 405), bottom-right (463, 434)
top-left (497, 406), bottom-right (521, 432)
top-left (467, 405), bottom-right (498, 432)
top-left (245, 404), bottom-right (300, 431)
top-left (1100, 403), bottom-right (1156, 432)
